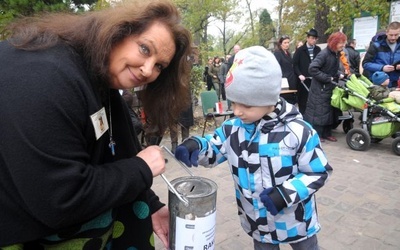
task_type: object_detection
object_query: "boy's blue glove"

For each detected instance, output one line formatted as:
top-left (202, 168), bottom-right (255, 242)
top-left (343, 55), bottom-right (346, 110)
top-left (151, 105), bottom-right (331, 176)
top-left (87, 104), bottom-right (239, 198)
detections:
top-left (174, 138), bottom-right (200, 167)
top-left (260, 187), bottom-right (286, 216)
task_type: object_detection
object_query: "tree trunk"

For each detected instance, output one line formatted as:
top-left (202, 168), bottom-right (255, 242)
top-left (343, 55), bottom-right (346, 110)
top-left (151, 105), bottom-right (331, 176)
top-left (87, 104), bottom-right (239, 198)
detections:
top-left (314, 0), bottom-right (330, 43)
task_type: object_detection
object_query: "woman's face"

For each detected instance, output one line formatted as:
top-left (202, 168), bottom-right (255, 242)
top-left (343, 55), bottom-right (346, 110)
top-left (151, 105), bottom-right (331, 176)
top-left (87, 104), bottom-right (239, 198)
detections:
top-left (281, 38), bottom-right (290, 50)
top-left (336, 41), bottom-right (346, 52)
top-left (108, 22), bottom-right (176, 89)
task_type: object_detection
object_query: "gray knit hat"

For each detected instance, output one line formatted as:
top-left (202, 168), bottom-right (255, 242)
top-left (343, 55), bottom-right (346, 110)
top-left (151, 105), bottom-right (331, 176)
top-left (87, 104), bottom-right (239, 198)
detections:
top-left (225, 46), bottom-right (282, 106)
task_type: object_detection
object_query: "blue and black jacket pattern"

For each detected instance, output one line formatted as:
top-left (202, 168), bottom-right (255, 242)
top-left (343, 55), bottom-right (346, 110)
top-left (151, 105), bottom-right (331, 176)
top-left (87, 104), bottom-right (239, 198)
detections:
top-left (193, 99), bottom-right (332, 244)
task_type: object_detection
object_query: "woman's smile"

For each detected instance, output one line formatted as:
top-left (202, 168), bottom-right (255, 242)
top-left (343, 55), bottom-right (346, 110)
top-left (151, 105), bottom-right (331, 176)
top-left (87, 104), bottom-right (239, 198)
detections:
top-left (108, 21), bottom-right (176, 89)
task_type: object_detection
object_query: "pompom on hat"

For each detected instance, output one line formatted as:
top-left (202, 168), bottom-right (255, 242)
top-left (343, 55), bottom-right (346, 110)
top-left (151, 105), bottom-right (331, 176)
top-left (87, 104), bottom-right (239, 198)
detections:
top-left (225, 46), bottom-right (282, 106)
top-left (371, 71), bottom-right (389, 85)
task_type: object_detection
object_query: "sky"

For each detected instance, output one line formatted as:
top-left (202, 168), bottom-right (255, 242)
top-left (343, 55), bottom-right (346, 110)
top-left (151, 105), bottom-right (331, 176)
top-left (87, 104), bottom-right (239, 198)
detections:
top-left (208, 0), bottom-right (278, 37)
top-left (251, 0), bottom-right (278, 15)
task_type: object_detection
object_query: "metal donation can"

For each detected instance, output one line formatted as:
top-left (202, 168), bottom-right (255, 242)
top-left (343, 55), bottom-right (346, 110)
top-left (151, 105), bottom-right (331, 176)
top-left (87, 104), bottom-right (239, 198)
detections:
top-left (168, 176), bottom-right (217, 250)
top-left (160, 146), bottom-right (218, 250)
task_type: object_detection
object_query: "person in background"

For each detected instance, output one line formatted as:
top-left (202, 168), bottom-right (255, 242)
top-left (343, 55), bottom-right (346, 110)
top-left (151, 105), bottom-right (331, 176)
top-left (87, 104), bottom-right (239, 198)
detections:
top-left (218, 55), bottom-right (230, 101)
top-left (175, 46), bottom-right (332, 250)
top-left (345, 39), bottom-right (361, 76)
top-left (293, 28), bottom-right (321, 115)
top-left (363, 21), bottom-right (400, 88)
top-left (304, 32), bottom-right (348, 142)
top-left (0, 0), bottom-right (192, 248)
top-left (360, 30), bottom-right (386, 78)
top-left (227, 44), bottom-right (241, 69)
top-left (339, 49), bottom-right (351, 77)
top-left (274, 35), bottom-right (297, 105)
top-left (204, 57), bottom-right (214, 91)
top-left (121, 89), bottom-right (143, 135)
top-left (170, 98), bottom-right (194, 153)
top-left (208, 56), bottom-right (222, 99)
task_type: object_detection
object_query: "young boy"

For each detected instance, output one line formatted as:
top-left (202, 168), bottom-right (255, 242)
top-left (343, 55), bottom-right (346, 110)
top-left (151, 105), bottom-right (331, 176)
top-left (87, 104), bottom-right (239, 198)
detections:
top-left (175, 46), bottom-right (332, 250)
top-left (369, 71), bottom-right (400, 101)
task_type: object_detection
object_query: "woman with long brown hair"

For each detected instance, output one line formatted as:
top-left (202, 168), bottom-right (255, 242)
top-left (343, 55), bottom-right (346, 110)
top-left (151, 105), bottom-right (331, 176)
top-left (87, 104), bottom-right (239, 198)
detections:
top-left (0, 0), bottom-right (191, 248)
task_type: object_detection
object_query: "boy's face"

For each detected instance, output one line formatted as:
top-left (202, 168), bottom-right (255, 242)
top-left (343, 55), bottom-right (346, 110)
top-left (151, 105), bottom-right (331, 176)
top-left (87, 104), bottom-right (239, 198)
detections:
top-left (231, 102), bottom-right (275, 124)
top-left (382, 79), bottom-right (390, 87)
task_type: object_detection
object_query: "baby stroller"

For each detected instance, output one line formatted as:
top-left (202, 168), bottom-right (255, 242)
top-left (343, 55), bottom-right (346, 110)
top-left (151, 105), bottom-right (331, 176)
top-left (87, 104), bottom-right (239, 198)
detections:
top-left (331, 74), bottom-right (400, 155)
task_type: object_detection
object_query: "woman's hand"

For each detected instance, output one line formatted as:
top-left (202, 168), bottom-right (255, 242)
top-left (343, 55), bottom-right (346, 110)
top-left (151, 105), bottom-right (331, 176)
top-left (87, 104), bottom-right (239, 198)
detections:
top-left (137, 146), bottom-right (165, 177)
top-left (152, 206), bottom-right (169, 248)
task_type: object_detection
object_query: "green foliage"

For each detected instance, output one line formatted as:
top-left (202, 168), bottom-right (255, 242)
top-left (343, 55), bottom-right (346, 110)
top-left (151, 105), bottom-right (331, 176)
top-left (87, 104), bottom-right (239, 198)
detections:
top-left (258, 9), bottom-right (275, 48)
top-left (324, 0), bottom-right (390, 36)
top-left (279, 0), bottom-right (317, 44)
top-left (174, 0), bottom-right (244, 62)
top-left (0, 0), bottom-right (97, 34)
top-left (280, 0), bottom-right (390, 44)
top-left (0, 0), bottom-right (71, 37)
top-left (91, 0), bottom-right (111, 11)
top-left (190, 65), bottom-right (205, 99)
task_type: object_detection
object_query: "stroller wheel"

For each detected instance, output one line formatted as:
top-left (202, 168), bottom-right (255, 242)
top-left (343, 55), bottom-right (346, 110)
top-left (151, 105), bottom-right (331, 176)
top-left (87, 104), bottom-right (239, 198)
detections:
top-left (346, 128), bottom-right (371, 151)
top-left (342, 119), bottom-right (354, 134)
top-left (391, 137), bottom-right (400, 156)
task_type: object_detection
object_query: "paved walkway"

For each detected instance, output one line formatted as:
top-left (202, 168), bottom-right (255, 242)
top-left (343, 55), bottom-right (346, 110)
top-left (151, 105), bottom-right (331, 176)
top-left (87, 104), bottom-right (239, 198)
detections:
top-left (153, 110), bottom-right (400, 250)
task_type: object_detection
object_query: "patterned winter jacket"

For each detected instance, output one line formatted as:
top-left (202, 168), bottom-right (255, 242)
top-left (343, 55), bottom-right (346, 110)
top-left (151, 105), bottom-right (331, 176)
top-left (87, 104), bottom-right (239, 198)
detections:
top-left (194, 99), bottom-right (332, 244)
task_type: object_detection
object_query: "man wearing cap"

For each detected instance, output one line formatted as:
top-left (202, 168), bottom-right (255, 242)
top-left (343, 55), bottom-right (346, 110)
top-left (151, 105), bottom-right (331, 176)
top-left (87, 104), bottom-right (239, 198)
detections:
top-left (363, 21), bottom-right (400, 88)
top-left (293, 28), bottom-right (321, 115)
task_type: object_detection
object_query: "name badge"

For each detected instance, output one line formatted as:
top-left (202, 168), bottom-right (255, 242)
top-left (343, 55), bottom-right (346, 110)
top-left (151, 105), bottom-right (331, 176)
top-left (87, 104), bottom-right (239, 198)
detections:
top-left (90, 107), bottom-right (109, 140)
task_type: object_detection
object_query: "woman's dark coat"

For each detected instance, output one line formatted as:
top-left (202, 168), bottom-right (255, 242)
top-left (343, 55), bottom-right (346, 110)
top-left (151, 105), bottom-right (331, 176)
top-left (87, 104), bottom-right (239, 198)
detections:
top-left (274, 49), bottom-right (297, 90)
top-left (304, 47), bottom-right (341, 126)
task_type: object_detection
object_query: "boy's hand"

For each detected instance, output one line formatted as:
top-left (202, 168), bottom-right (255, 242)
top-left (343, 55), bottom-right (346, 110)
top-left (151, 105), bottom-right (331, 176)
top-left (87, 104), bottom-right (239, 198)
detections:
top-left (174, 139), bottom-right (200, 167)
top-left (260, 187), bottom-right (287, 216)
top-left (260, 188), bottom-right (279, 215)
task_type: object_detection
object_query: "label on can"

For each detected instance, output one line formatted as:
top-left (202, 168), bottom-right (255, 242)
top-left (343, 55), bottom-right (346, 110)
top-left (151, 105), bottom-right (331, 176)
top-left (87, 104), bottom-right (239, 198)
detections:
top-left (175, 210), bottom-right (216, 250)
